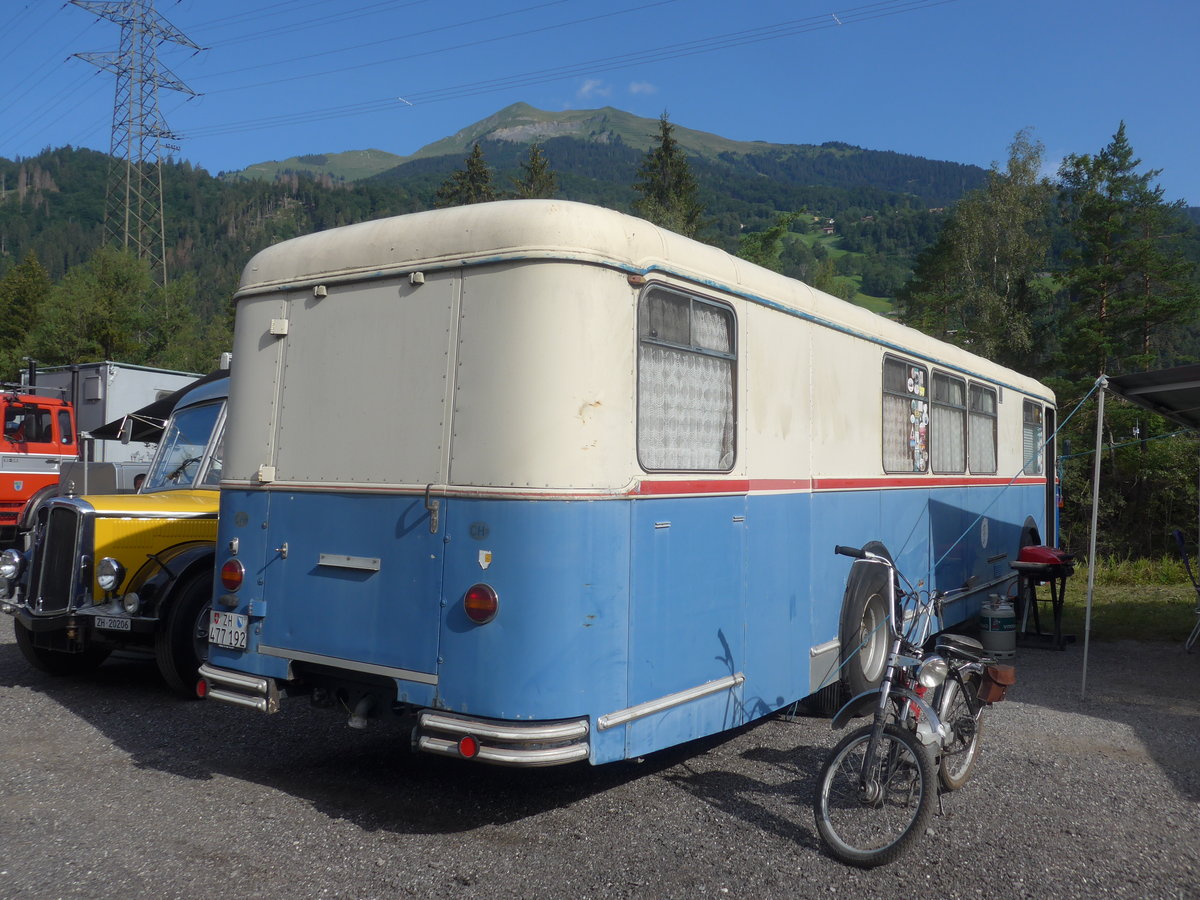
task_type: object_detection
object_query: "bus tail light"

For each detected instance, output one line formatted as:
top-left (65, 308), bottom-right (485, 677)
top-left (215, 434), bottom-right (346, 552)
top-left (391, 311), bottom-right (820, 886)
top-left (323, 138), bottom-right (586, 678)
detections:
top-left (463, 583), bottom-right (498, 624)
top-left (220, 558), bottom-right (245, 591)
top-left (457, 735), bottom-right (480, 759)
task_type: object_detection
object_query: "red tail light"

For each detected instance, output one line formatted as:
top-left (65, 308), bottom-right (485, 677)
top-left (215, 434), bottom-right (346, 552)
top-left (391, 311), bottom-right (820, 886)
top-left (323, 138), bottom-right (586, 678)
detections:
top-left (463, 583), bottom-right (498, 624)
top-left (457, 735), bottom-right (480, 758)
top-left (220, 558), bottom-right (245, 591)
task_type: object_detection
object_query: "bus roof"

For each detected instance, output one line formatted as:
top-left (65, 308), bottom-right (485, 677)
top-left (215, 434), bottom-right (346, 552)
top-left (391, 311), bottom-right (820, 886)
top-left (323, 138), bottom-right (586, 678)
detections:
top-left (237, 200), bottom-right (1052, 403)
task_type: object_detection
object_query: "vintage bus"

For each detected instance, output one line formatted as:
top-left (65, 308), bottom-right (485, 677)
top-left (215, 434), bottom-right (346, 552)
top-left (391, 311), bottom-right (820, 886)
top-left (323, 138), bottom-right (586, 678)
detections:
top-left (200, 200), bottom-right (1055, 766)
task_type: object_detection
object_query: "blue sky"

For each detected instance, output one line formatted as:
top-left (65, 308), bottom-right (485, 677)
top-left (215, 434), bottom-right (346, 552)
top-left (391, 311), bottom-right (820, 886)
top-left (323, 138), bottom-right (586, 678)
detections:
top-left (2, 0), bottom-right (1195, 205)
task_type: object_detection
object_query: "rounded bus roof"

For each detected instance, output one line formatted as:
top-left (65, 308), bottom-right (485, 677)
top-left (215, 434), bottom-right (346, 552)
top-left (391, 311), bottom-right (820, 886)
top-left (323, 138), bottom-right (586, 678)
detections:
top-left (237, 200), bottom-right (1052, 404)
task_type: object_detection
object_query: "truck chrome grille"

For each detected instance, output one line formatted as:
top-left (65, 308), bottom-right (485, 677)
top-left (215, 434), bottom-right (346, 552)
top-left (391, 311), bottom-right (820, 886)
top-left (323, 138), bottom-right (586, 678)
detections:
top-left (29, 505), bottom-right (83, 614)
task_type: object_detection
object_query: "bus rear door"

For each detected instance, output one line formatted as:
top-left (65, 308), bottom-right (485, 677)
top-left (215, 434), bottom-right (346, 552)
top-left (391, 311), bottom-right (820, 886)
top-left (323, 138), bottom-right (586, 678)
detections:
top-left (237, 274), bottom-right (459, 684)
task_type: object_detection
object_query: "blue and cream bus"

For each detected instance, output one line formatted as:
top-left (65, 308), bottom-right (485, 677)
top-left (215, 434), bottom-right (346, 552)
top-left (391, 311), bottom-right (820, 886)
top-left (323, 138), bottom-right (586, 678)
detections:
top-left (200, 200), bottom-right (1055, 766)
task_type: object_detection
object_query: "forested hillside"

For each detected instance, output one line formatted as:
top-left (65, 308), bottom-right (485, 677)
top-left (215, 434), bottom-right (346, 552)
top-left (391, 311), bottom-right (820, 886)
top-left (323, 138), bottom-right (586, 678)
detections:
top-left (0, 132), bottom-right (975, 323)
top-left (2, 105), bottom-right (1200, 558)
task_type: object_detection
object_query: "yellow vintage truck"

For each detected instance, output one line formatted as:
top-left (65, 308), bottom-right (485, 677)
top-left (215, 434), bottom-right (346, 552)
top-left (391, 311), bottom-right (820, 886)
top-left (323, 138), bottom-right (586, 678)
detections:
top-left (1, 373), bottom-right (227, 694)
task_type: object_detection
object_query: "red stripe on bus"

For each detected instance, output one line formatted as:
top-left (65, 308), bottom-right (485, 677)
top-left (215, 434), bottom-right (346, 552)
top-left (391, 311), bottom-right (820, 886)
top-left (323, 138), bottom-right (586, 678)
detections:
top-left (633, 476), bottom-right (1042, 495)
top-left (813, 476), bottom-right (1045, 490)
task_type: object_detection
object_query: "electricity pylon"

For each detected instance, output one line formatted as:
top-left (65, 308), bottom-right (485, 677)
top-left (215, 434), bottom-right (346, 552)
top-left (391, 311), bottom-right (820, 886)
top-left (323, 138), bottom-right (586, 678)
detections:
top-left (72, 0), bottom-right (201, 285)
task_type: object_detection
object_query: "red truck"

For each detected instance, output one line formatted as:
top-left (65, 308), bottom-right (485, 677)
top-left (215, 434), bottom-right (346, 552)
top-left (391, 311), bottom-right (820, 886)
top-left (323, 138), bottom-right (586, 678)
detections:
top-left (0, 389), bottom-right (78, 545)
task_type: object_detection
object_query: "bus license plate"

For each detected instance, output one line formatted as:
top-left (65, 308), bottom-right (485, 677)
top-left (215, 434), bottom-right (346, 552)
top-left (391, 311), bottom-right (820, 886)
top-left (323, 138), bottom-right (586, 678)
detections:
top-left (95, 616), bottom-right (131, 631)
top-left (208, 611), bottom-right (247, 650)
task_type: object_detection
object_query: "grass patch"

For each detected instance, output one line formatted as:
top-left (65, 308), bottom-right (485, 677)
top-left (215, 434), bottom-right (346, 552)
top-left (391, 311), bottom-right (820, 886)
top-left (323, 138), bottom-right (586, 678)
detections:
top-left (850, 292), bottom-right (893, 315)
top-left (1057, 566), bottom-right (1198, 642)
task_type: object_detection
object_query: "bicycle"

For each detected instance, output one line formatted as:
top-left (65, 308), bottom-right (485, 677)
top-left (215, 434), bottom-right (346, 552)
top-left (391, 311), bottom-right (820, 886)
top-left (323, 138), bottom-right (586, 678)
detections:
top-left (812, 544), bottom-right (1014, 867)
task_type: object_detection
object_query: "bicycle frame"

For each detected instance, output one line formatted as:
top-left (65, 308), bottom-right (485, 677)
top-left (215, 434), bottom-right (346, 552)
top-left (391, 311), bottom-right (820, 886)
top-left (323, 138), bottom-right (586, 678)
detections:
top-left (830, 553), bottom-right (948, 791)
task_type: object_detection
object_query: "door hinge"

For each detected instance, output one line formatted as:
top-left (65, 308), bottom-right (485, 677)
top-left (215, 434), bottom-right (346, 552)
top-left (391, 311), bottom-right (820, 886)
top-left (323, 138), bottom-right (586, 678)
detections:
top-left (425, 484), bottom-right (440, 534)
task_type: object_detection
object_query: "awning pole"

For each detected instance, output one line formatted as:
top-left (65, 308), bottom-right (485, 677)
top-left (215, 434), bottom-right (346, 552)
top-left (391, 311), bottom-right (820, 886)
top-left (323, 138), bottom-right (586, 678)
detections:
top-left (1082, 376), bottom-right (1107, 701)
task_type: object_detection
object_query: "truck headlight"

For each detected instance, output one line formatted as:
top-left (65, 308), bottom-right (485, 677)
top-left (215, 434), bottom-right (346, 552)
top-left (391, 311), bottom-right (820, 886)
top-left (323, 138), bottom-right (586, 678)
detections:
top-left (0, 548), bottom-right (23, 581)
top-left (97, 557), bottom-right (126, 593)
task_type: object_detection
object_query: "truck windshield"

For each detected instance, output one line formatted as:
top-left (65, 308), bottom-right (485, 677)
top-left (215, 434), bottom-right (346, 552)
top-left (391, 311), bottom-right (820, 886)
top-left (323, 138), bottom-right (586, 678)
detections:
top-left (143, 401), bottom-right (224, 492)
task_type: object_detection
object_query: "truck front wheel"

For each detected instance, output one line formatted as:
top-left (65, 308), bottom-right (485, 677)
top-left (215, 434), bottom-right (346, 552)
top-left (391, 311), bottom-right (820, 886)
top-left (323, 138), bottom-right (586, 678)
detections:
top-left (13, 619), bottom-right (111, 675)
top-left (154, 574), bottom-right (211, 697)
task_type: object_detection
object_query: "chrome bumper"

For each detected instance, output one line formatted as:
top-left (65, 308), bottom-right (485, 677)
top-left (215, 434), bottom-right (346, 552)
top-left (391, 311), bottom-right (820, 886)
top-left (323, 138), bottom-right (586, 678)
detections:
top-left (416, 710), bottom-right (591, 767)
top-left (198, 663), bottom-right (281, 713)
top-left (199, 661), bottom-right (591, 766)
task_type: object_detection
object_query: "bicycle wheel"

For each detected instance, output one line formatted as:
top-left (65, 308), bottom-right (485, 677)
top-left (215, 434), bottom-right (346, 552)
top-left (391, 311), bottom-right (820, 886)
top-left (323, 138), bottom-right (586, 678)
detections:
top-left (813, 722), bottom-right (935, 868)
top-left (936, 671), bottom-right (985, 791)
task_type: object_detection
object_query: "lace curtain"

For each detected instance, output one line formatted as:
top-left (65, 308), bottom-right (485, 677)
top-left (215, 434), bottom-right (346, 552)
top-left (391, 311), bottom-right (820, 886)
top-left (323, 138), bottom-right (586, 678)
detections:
top-left (933, 403), bottom-right (965, 472)
top-left (638, 295), bottom-right (735, 470)
top-left (932, 375), bottom-right (965, 473)
top-left (968, 385), bottom-right (997, 474)
top-left (1023, 403), bottom-right (1043, 475)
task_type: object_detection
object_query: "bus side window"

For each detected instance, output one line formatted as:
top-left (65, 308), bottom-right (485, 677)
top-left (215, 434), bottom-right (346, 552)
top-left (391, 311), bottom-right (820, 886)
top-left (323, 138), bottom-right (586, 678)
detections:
top-left (883, 356), bottom-right (929, 474)
top-left (968, 384), bottom-right (998, 474)
top-left (1022, 400), bottom-right (1044, 475)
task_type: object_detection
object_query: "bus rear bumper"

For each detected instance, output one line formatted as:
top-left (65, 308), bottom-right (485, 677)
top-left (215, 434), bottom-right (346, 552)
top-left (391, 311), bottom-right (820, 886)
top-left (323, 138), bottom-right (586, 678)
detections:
top-left (199, 662), bottom-right (591, 766)
top-left (416, 710), bottom-right (591, 767)
top-left (199, 663), bottom-right (281, 713)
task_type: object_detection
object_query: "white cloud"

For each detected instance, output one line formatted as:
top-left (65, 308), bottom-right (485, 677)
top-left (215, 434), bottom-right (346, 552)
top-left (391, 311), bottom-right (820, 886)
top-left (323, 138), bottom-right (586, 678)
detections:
top-left (629, 81), bottom-right (657, 95)
top-left (577, 79), bottom-right (611, 100)
top-left (1041, 155), bottom-right (1065, 181)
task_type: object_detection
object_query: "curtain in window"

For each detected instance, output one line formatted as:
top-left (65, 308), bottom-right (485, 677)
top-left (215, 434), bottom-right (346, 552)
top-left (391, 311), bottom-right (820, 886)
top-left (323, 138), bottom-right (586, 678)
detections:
top-left (883, 395), bottom-right (917, 472)
top-left (638, 345), bottom-right (734, 470)
top-left (969, 413), bottom-right (997, 473)
top-left (933, 404), bottom-right (965, 472)
top-left (931, 375), bottom-right (965, 473)
top-left (1022, 403), bottom-right (1043, 474)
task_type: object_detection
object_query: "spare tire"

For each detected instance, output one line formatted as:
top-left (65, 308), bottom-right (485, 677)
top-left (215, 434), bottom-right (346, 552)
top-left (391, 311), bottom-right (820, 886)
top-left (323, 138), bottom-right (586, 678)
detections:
top-left (838, 540), bottom-right (895, 696)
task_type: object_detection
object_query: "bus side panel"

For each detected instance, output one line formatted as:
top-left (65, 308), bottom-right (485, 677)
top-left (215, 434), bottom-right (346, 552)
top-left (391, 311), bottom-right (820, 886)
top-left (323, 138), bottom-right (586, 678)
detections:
top-left (929, 487), bottom-right (972, 592)
top-left (625, 495), bottom-right (746, 759)
top-left (929, 489), bottom-right (1032, 610)
top-left (742, 491), bottom-right (813, 713)
top-left (806, 487), bottom-right (931, 647)
top-left (435, 498), bottom-right (631, 722)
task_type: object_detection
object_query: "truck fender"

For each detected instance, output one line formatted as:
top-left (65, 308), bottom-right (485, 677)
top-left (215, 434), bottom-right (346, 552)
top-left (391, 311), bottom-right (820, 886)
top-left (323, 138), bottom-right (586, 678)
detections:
top-left (127, 542), bottom-right (215, 619)
top-left (18, 484), bottom-right (61, 532)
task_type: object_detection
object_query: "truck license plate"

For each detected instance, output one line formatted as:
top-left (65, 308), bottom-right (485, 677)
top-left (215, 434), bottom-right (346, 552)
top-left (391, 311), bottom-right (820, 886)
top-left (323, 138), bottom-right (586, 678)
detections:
top-left (208, 611), bottom-right (247, 650)
top-left (94, 616), bottom-right (131, 631)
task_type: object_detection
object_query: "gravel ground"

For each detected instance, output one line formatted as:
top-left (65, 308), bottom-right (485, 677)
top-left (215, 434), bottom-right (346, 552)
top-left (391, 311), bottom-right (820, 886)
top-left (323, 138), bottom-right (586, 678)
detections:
top-left (1, 625), bottom-right (1198, 899)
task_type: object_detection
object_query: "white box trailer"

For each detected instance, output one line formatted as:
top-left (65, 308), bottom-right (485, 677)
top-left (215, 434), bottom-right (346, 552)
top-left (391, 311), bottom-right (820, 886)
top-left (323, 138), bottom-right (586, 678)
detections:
top-left (23, 362), bottom-right (200, 462)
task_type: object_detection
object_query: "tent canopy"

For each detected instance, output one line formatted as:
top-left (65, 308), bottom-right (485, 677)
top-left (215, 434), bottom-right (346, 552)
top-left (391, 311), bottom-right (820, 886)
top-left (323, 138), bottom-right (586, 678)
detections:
top-left (1078, 364), bottom-right (1200, 700)
top-left (1105, 364), bottom-right (1200, 430)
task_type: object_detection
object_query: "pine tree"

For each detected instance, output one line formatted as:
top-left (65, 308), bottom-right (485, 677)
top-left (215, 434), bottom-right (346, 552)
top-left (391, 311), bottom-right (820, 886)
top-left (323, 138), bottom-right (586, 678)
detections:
top-left (1057, 122), bottom-right (1199, 377)
top-left (434, 143), bottom-right (497, 208)
top-left (737, 212), bottom-right (802, 272)
top-left (632, 112), bottom-right (704, 238)
top-left (512, 142), bottom-right (558, 199)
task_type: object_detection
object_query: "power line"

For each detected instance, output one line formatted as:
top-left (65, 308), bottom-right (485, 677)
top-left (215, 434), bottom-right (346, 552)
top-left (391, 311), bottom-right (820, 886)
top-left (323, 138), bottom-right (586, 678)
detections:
top-left (185, 0), bottom-right (958, 140)
top-left (0, 17), bottom-right (102, 125)
top-left (188, 0), bottom-right (437, 46)
top-left (190, 0), bottom-right (582, 83)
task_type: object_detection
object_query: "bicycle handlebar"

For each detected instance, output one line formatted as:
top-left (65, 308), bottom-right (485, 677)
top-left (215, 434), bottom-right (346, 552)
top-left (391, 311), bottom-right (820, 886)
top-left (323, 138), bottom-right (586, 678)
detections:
top-left (834, 545), bottom-right (867, 559)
